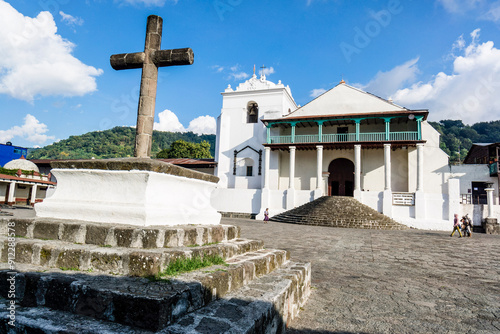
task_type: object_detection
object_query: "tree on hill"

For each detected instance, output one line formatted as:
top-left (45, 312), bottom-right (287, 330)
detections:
top-left (428, 119), bottom-right (500, 163)
top-left (28, 127), bottom-right (216, 159)
top-left (156, 140), bottom-right (212, 159)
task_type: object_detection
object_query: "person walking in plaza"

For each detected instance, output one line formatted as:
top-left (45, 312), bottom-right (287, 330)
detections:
top-left (451, 213), bottom-right (462, 238)
top-left (264, 208), bottom-right (269, 223)
top-left (461, 214), bottom-right (472, 237)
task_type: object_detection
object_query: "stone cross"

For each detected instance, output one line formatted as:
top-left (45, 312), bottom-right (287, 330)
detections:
top-left (110, 15), bottom-right (194, 158)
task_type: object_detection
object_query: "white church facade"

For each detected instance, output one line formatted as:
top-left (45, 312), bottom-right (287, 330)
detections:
top-left (212, 73), bottom-right (497, 230)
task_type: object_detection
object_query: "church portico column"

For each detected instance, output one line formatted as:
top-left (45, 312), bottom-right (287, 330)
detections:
top-left (354, 144), bottom-right (362, 200)
top-left (383, 144), bottom-right (393, 217)
top-left (314, 145), bottom-right (323, 199)
top-left (7, 181), bottom-right (15, 206)
top-left (416, 143), bottom-right (424, 192)
top-left (286, 146), bottom-right (296, 209)
top-left (264, 147), bottom-right (271, 189)
top-left (259, 147), bottom-right (271, 219)
top-left (415, 143), bottom-right (426, 219)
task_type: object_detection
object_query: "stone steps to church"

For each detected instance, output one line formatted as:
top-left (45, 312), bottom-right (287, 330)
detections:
top-left (0, 236), bottom-right (265, 277)
top-left (0, 297), bottom-right (154, 334)
top-left (1, 218), bottom-right (239, 249)
top-left (0, 249), bottom-right (295, 332)
top-left (166, 261), bottom-right (311, 333)
top-left (0, 261), bottom-right (310, 333)
top-left (270, 196), bottom-right (409, 230)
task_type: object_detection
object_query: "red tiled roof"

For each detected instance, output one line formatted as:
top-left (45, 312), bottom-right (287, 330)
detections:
top-left (0, 173), bottom-right (56, 185)
top-left (157, 158), bottom-right (217, 167)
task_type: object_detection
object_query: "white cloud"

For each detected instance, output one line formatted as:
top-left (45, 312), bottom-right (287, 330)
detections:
top-left (154, 109), bottom-right (186, 132)
top-left (437, 0), bottom-right (483, 13)
top-left (188, 116), bottom-right (216, 135)
top-left (260, 66), bottom-right (275, 76)
top-left (310, 88), bottom-right (327, 98)
top-left (437, 0), bottom-right (500, 22)
top-left (59, 11), bottom-right (84, 26)
top-left (223, 64), bottom-right (250, 81)
top-left (358, 58), bottom-right (420, 98)
top-left (230, 72), bottom-right (250, 80)
top-left (154, 110), bottom-right (216, 135)
top-left (0, 1), bottom-right (103, 102)
top-left (392, 29), bottom-right (500, 123)
top-left (483, 2), bottom-right (500, 21)
top-left (212, 65), bottom-right (224, 73)
top-left (0, 114), bottom-right (55, 145)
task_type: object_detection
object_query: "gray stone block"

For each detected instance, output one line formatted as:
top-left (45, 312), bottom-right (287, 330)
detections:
top-left (85, 225), bottom-right (109, 246)
top-left (33, 222), bottom-right (59, 240)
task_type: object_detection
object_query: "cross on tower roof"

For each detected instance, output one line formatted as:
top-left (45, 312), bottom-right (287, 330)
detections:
top-left (110, 15), bottom-right (194, 158)
top-left (260, 64), bottom-right (267, 79)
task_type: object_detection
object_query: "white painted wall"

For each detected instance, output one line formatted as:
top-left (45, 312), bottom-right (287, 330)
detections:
top-left (211, 188), bottom-right (261, 214)
top-left (215, 77), bottom-right (297, 193)
top-left (451, 164), bottom-right (498, 204)
top-left (36, 169), bottom-right (221, 226)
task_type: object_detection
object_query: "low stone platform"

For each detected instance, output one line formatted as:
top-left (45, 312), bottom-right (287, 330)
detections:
top-left (0, 217), bottom-right (311, 333)
top-left (35, 158), bottom-right (222, 226)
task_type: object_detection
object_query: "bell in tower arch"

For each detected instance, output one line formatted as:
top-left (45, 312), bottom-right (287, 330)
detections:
top-left (247, 101), bottom-right (259, 123)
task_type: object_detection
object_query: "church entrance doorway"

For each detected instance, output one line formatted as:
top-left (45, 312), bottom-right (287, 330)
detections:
top-left (328, 158), bottom-right (354, 197)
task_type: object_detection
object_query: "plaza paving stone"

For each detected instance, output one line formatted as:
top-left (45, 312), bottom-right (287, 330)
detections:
top-left (224, 218), bottom-right (500, 334)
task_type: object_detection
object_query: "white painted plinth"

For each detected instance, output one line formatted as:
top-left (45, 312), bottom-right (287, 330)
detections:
top-left (35, 169), bottom-right (221, 226)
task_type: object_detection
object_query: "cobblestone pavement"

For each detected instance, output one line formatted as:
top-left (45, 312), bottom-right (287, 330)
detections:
top-left (5, 208), bottom-right (499, 333)
top-left (224, 218), bottom-right (500, 334)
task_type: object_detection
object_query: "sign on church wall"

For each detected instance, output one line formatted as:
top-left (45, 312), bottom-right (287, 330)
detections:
top-left (392, 193), bottom-right (415, 206)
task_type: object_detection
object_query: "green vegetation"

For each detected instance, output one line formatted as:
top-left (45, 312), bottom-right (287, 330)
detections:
top-left (156, 140), bottom-right (212, 159)
top-left (28, 126), bottom-right (215, 160)
top-left (186, 241), bottom-right (221, 247)
top-left (429, 120), bottom-right (500, 163)
top-left (155, 255), bottom-right (226, 278)
top-left (0, 167), bottom-right (36, 176)
top-left (59, 267), bottom-right (79, 271)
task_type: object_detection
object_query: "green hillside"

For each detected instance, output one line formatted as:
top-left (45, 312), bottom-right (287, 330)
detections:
top-left (28, 126), bottom-right (216, 160)
top-left (429, 120), bottom-right (500, 163)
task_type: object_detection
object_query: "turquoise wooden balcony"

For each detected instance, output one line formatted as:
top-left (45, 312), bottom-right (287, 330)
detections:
top-left (269, 131), bottom-right (419, 144)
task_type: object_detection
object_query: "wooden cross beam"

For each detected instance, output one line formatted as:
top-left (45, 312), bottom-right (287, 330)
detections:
top-left (110, 15), bottom-right (194, 158)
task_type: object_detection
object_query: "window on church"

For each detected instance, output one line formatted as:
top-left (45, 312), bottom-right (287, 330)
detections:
top-left (236, 157), bottom-right (254, 176)
top-left (247, 101), bottom-right (259, 123)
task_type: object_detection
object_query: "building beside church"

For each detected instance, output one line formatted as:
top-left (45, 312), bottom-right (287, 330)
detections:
top-left (0, 142), bottom-right (28, 167)
top-left (0, 157), bottom-right (55, 206)
top-left (213, 73), bottom-right (499, 230)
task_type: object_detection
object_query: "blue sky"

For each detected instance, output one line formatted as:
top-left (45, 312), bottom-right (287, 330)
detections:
top-left (1, 0), bottom-right (500, 148)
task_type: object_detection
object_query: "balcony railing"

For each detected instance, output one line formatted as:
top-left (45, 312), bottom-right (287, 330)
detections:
top-left (268, 131), bottom-right (419, 144)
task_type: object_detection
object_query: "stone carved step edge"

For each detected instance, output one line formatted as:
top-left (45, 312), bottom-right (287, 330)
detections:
top-left (0, 237), bottom-right (265, 277)
top-left (1, 218), bottom-right (240, 249)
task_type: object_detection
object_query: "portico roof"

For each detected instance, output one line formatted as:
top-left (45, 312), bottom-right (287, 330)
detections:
top-left (262, 82), bottom-right (428, 124)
